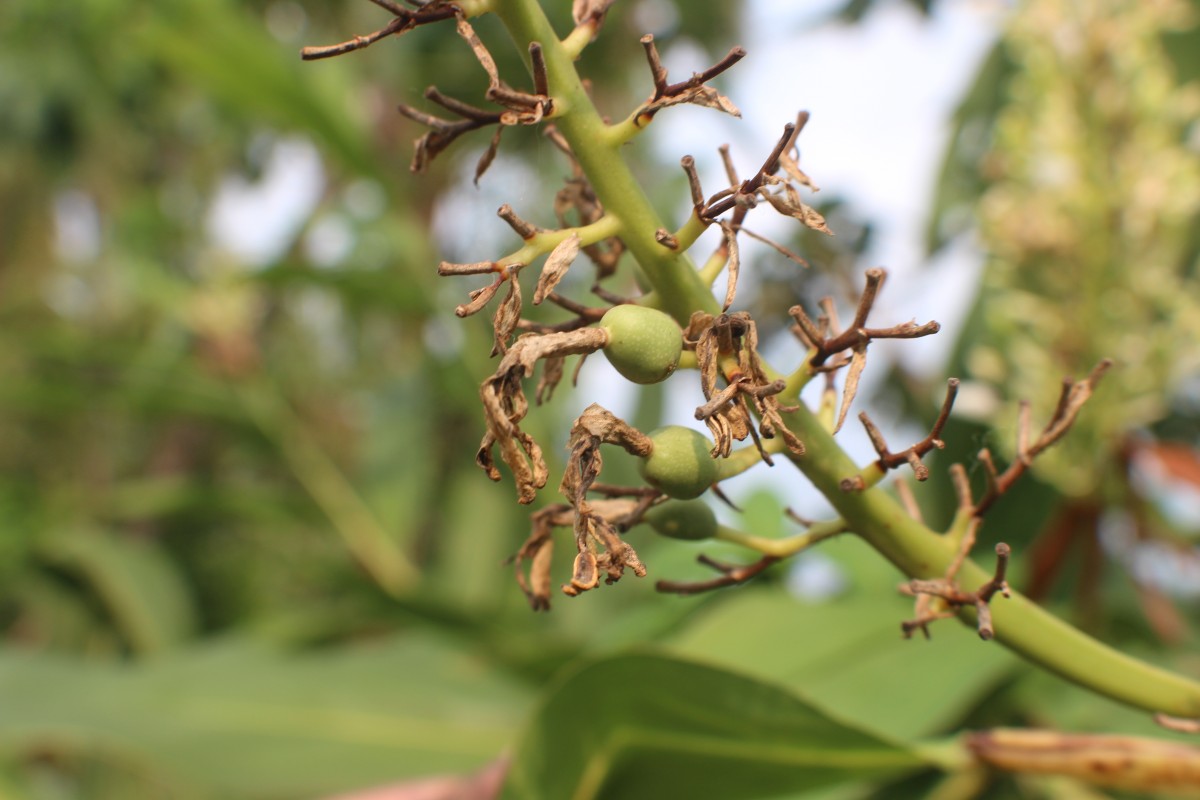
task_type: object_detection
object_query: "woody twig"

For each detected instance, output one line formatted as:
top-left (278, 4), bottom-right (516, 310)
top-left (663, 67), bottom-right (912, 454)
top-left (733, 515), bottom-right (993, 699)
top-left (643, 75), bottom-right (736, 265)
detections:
top-left (901, 543), bottom-right (1012, 640)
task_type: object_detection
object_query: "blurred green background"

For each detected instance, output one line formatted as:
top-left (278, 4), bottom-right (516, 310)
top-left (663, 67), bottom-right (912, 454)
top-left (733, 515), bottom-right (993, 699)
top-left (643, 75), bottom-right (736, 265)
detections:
top-left (2, 0), bottom-right (1199, 798)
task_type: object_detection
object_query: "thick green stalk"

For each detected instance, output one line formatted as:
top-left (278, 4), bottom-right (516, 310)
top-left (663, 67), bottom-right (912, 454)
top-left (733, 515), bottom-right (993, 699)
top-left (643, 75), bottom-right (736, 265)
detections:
top-left (490, 0), bottom-right (1200, 717)
top-left (492, 0), bottom-right (720, 323)
top-left (783, 402), bottom-right (1200, 717)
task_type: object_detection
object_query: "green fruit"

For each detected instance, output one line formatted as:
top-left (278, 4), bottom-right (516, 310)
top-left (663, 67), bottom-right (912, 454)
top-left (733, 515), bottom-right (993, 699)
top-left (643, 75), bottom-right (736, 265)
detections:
top-left (644, 499), bottom-right (718, 541)
top-left (599, 304), bottom-right (682, 385)
top-left (639, 426), bottom-right (718, 499)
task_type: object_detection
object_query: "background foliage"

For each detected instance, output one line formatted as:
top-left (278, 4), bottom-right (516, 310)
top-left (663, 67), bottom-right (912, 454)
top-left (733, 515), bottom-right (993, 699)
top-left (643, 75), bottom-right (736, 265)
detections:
top-left (1, 0), bottom-right (1198, 798)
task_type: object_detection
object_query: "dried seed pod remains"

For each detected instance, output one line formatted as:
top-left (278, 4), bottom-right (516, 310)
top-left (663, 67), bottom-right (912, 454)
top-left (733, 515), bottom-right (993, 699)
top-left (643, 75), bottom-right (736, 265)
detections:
top-left (639, 426), bottom-right (719, 499)
top-left (599, 305), bottom-right (683, 385)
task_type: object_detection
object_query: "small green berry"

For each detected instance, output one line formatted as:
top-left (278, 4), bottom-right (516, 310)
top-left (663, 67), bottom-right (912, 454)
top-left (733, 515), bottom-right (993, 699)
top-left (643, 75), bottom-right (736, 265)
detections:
top-left (599, 304), bottom-right (682, 385)
top-left (639, 426), bottom-right (718, 499)
top-left (643, 499), bottom-right (717, 541)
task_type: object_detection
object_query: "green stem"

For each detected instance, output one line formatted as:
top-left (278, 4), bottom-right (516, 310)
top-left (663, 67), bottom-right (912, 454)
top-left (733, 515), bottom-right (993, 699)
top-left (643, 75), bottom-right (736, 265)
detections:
top-left (715, 518), bottom-right (847, 558)
top-left (499, 213), bottom-right (622, 269)
top-left (782, 401), bottom-right (1200, 717)
top-left (492, 0), bottom-right (719, 323)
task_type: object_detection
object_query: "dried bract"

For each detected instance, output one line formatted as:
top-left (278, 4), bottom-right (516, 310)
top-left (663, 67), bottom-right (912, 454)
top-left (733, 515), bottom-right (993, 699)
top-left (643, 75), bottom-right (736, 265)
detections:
top-left (689, 312), bottom-right (804, 460)
top-left (633, 37), bottom-right (745, 127)
top-left (534, 234), bottom-right (582, 305)
top-left (789, 268), bottom-right (939, 432)
top-left (477, 329), bottom-right (609, 503)
top-left (572, 0), bottom-right (615, 41)
top-left (901, 543), bottom-right (1012, 640)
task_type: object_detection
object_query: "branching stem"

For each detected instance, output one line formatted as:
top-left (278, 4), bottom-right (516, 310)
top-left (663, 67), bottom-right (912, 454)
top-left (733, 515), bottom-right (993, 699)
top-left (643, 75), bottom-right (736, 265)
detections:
top-left (487, 0), bottom-right (1200, 718)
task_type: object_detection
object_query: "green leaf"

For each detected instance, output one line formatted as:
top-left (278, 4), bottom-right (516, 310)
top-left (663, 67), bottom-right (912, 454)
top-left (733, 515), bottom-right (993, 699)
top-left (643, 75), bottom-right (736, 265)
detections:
top-left (500, 652), bottom-right (929, 800)
top-left (36, 528), bottom-right (197, 655)
top-left (666, 541), bottom-right (1019, 742)
top-left (0, 634), bottom-right (530, 798)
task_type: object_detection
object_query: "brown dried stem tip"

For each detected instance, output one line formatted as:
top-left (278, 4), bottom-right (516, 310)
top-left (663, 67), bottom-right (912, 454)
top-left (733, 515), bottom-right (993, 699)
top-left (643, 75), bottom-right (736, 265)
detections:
top-left (859, 379), bottom-right (959, 482)
top-left (972, 359), bottom-right (1114, 517)
top-left (632, 36), bottom-right (744, 126)
top-left (900, 543), bottom-right (1012, 640)
top-left (698, 112), bottom-right (829, 234)
top-left (656, 553), bottom-right (780, 595)
top-left (790, 268), bottom-right (940, 434)
top-left (387, 15), bottom-right (554, 177)
top-left (300, 0), bottom-right (459, 61)
top-left (571, 0), bottom-right (616, 44)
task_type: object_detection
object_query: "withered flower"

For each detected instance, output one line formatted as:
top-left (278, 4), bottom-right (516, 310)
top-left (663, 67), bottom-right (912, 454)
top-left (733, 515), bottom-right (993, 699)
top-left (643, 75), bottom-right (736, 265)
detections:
top-left (556, 405), bottom-right (655, 597)
top-left (512, 494), bottom-right (651, 611)
top-left (477, 331), bottom-right (608, 504)
top-left (688, 312), bottom-right (805, 461)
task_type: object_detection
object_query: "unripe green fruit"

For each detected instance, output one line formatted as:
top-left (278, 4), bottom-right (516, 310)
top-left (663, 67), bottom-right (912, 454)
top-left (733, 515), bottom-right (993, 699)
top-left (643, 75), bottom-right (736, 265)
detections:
top-left (599, 304), bottom-right (682, 385)
top-left (639, 426), bottom-right (718, 499)
top-left (644, 499), bottom-right (718, 541)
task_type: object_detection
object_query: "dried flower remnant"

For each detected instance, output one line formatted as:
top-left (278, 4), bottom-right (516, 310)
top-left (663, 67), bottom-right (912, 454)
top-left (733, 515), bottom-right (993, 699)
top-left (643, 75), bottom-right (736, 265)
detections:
top-left (845, 379), bottom-right (959, 488)
top-left (901, 543), bottom-right (1012, 640)
top-left (790, 268), bottom-right (940, 433)
top-left (513, 496), bottom-right (647, 611)
top-left (533, 234), bottom-right (582, 305)
top-left (972, 360), bottom-right (1114, 516)
top-left (558, 406), bottom-right (654, 597)
top-left (631, 36), bottom-right (745, 127)
top-left (477, 330), bottom-right (608, 504)
top-left (697, 114), bottom-right (830, 235)
top-left (689, 312), bottom-right (804, 461)
top-left (388, 15), bottom-right (556, 177)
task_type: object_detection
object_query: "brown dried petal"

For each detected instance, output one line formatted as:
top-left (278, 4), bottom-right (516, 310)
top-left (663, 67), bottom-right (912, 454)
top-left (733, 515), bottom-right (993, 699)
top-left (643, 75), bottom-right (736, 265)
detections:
top-left (491, 272), bottom-right (523, 356)
top-left (762, 404), bottom-right (806, 455)
top-left (535, 356), bottom-right (565, 405)
top-left (456, 275), bottom-right (504, 318)
top-left (834, 345), bottom-right (867, 434)
top-left (527, 537), bottom-right (554, 610)
top-left (560, 404), bottom-right (653, 505)
top-left (642, 85), bottom-right (742, 120)
top-left (455, 16), bottom-right (501, 87)
top-left (570, 549), bottom-right (600, 591)
top-left (762, 190), bottom-right (833, 235)
top-left (573, 403), bottom-right (654, 457)
top-left (474, 126), bottom-right (503, 185)
top-left (534, 234), bottom-right (582, 305)
top-left (778, 151), bottom-right (819, 192)
top-left (475, 432), bottom-right (502, 481)
top-left (573, 0), bottom-right (614, 27)
top-left (476, 329), bottom-right (609, 502)
top-left (720, 221), bottom-right (740, 312)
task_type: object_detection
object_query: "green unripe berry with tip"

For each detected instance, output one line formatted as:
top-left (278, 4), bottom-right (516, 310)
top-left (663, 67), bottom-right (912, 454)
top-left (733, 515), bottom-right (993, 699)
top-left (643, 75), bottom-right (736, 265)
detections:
top-left (599, 304), bottom-right (682, 385)
top-left (638, 426), bottom-right (718, 499)
top-left (644, 499), bottom-right (718, 541)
